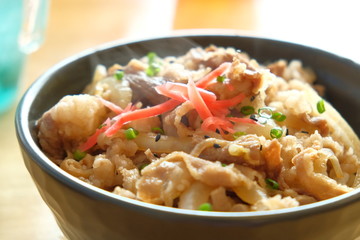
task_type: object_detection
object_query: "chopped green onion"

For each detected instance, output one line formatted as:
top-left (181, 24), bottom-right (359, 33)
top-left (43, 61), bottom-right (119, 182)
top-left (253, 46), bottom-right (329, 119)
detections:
top-left (258, 107), bottom-right (273, 119)
top-left (240, 106), bottom-right (255, 115)
top-left (233, 131), bottom-right (246, 139)
top-left (265, 178), bottom-right (279, 190)
top-left (270, 127), bottom-right (283, 139)
top-left (198, 203), bottom-right (213, 211)
top-left (146, 63), bottom-right (160, 77)
top-left (221, 163), bottom-right (227, 167)
top-left (216, 75), bottom-right (226, 83)
top-left (317, 99), bottom-right (326, 114)
top-left (147, 52), bottom-right (157, 63)
top-left (146, 52), bottom-right (161, 77)
top-left (272, 112), bottom-right (286, 122)
top-left (73, 149), bottom-right (86, 161)
top-left (114, 70), bottom-right (124, 80)
top-left (125, 128), bottom-right (139, 140)
top-left (151, 127), bottom-right (164, 134)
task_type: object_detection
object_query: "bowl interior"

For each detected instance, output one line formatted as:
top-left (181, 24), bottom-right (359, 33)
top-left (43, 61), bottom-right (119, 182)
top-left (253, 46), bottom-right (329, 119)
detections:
top-left (18, 34), bottom-right (360, 216)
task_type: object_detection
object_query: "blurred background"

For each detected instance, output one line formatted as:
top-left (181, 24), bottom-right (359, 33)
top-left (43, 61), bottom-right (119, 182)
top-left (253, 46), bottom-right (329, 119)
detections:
top-left (1, 0), bottom-right (359, 239)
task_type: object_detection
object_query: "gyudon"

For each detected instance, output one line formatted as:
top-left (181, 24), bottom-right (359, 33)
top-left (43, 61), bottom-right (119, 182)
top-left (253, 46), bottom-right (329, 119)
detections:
top-left (37, 46), bottom-right (360, 211)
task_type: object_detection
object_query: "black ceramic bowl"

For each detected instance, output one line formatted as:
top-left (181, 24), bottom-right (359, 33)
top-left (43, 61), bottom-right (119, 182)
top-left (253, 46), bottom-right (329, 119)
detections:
top-left (15, 34), bottom-right (360, 240)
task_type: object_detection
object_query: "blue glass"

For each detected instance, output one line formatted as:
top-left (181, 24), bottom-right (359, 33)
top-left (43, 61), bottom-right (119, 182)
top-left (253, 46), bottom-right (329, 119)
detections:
top-left (0, 0), bottom-right (48, 114)
top-left (0, 1), bottom-right (25, 114)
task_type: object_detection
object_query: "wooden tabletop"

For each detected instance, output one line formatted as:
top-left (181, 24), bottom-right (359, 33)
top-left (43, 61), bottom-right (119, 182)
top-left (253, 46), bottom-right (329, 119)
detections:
top-left (1, 0), bottom-right (359, 239)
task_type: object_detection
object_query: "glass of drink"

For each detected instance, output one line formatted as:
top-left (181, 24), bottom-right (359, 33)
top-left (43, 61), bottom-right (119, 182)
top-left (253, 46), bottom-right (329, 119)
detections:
top-left (0, 0), bottom-right (49, 114)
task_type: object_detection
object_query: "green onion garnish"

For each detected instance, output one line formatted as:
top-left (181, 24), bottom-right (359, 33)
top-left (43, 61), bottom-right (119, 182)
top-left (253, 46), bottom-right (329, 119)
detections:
top-left (258, 107), bottom-right (273, 119)
top-left (198, 203), bottom-right (213, 211)
top-left (114, 70), bottom-right (124, 80)
top-left (265, 178), bottom-right (279, 190)
top-left (240, 106), bottom-right (255, 115)
top-left (272, 112), bottom-right (286, 122)
top-left (270, 127), bottom-right (283, 139)
top-left (221, 163), bottom-right (227, 167)
top-left (151, 127), bottom-right (164, 134)
top-left (317, 99), bottom-right (326, 114)
top-left (146, 63), bottom-right (160, 77)
top-left (146, 52), bottom-right (161, 77)
top-left (233, 131), bottom-right (246, 139)
top-left (125, 128), bottom-right (139, 140)
top-left (73, 149), bottom-right (86, 161)
top-left (216, 75), bottom-right (226, 83)
top-left (147, 51), bottom-right (157, 62)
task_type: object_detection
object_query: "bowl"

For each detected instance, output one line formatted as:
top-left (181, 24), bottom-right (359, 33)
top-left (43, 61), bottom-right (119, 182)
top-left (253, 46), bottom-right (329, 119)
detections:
top-left (15, 34), bottom-right (360, 240)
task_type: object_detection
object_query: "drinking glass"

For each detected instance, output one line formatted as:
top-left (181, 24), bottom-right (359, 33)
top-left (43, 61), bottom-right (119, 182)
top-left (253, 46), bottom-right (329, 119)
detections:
top-left (0, 0), bottom-right (49, 114)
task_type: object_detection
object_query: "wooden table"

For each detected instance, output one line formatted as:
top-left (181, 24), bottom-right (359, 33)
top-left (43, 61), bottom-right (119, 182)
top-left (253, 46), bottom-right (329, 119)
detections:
top-left (1, 0), bottom-right (359, 239)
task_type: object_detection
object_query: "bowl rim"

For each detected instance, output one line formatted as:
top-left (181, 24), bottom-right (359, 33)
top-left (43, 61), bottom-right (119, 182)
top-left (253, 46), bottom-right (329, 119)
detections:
top-left (16, 33), bottom-right (360, 221)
